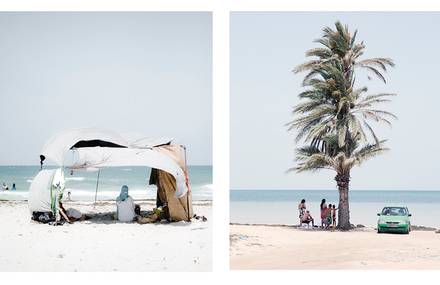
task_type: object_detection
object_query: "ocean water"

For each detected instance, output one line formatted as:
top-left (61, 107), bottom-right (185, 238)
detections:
top-left (0, 165), bottom-right (212, 201)
top-left (231, 190), bottom-right (440, 228)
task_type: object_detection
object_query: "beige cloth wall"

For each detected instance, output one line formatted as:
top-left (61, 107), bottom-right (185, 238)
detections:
top-left (156, 169), bottom-right (193, 221)
top-left (151, 144), bottom-right (193, 222)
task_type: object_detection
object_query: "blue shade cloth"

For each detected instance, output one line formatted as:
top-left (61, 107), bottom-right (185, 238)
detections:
top-left (117, 185), bottom-right (129, 202)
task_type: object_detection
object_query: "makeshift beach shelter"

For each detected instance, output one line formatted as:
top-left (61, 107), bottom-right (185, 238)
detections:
top-left (28, 128), bottom-right (193, 222)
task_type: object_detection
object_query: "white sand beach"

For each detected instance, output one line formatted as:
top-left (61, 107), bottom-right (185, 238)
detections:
top-left (0, 201), bottom-right (211, 271)
top-left (230, 224), bottom-right (440, 270)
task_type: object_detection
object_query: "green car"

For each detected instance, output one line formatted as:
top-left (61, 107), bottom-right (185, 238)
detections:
top-left (377, 206), bottom-right (412, 234)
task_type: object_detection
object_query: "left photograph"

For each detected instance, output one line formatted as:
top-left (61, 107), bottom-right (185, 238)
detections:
top-left (0, 12), bottom-right (212, 271)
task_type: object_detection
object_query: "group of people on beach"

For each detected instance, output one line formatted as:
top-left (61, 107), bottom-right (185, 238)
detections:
top-left (34, 184), bottom-right (141, 225)
top-left (298, 198), bottom-right (338, 229)
top-left (1, 182), bottom-right (15, 191)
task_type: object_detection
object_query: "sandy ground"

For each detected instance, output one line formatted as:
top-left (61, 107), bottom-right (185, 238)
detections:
top-left (230, 224), bottom-right (440, 270)
top-left (0, 201), bottom-right (211, 272)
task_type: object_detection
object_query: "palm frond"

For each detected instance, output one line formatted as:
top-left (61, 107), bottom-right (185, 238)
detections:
top-left (353, 141), bottom-right (389, 165)
top-left (289, 21), bottom-right (396, 175)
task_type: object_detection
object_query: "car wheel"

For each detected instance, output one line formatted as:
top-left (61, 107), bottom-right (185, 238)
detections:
top-left (377, 227), bottom-right (382, 234)
top-left (404, 226), bottom-right (409, 234)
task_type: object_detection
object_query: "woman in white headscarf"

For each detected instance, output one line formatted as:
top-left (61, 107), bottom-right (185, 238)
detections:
top-left (116, 185), bottom-right (136, 222)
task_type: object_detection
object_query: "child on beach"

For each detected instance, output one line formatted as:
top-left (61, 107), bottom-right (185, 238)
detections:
top-left (332, 204), bottom-right (338, 228)
top-left (298, 199), bottom-right (306, 225)
top-left (301, 210), bottom-right (314, 227)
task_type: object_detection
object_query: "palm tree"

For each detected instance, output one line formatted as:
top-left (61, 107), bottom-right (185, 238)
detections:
top-left (287, 21), bottom-right (397, 230)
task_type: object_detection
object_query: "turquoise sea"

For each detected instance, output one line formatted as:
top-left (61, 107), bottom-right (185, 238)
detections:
top-left (231, 190), bottom-right (440, 228)
top-left (0, 165), bottom-right (212, 201)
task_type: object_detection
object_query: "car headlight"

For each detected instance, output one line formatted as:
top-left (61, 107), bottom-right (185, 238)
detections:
top-left (378, 219), bottom-right (384, 224)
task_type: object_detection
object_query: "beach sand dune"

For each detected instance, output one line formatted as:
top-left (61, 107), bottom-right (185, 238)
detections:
top-left (230, 224), bottom-right (440, 270)
top-left (0, 201), bottom-right (211, 271)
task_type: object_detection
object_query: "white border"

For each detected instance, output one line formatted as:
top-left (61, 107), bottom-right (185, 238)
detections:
top-left (2, 0), bottom-right (440, 11)
top-left (213, 5), bottom-right (230, 273)
top-left (1, 0), bottom-right (440, 284)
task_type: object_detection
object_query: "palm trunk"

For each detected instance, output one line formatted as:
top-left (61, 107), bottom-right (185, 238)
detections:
top-left (335, 172), bottom-right (351, 230)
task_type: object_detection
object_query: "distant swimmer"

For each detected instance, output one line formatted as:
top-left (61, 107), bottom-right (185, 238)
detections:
top-left (2, 183), bottom-right (9, 191)
top-left (12, 183), bottom-right (16, 191)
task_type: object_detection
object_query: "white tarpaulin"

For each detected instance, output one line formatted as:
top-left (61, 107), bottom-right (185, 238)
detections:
top-left (69, 147), bottom-right (188, 197)
top-left (124, 134), bottom-right (173, 149)
top-left (39, 128), bottom-right (187, 198)
top-left (28, 168), bottom-right (65, 213)
top-left (41, 128), bottom-right (128, 165)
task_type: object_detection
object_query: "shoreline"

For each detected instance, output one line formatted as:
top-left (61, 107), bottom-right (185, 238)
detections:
top-left (231, 199), bottom-right (440, 228)
top-left (230, 224), bottom-right (440, 270)
top-left (0, 199), bottom-right (213, 204)
top-left (230, 222), bottom-right (438, 232)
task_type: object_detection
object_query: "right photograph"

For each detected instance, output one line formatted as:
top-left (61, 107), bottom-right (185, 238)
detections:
top-left (230, 12), bottom-right (440, 270)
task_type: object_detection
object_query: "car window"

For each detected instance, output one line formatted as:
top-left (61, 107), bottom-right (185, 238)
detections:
top-left (381, 207), bottom-right (407, 216)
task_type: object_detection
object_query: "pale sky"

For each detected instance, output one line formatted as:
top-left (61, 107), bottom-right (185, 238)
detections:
top-left (0, 12), bottom-right (212, 165)
top-left (231, 12), bottom-right (440, 190)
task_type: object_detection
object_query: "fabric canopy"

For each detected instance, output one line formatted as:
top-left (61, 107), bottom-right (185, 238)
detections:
top-left (41, 128), bottom-right (128, 165)
top-left (69, 147), bottom-right (188, 197)
top-left (124, 134), bottom-right (174, 149)
top-left (40, 128), bottom-right (187, 198)
top-left (41, 128), bottom-right (174, 165)
top-left (28, 168), bottom-right (65, 214)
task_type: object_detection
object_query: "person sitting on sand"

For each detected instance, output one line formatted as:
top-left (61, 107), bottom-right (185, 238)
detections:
top-left (320, 199), bottom-right (327, 228)
top-left (298, 199), bottom-right (306, 225)
top-left (116, 185), bottom-right (136, 222)
top-left (301, 210), bottom-right (315, 227)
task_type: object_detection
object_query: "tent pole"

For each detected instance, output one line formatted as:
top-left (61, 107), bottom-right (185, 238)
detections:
top-left (183, 145), bottom-right (191, 221)
top-left (94, 169), bottom-right (101, 206)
